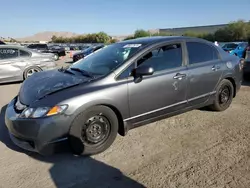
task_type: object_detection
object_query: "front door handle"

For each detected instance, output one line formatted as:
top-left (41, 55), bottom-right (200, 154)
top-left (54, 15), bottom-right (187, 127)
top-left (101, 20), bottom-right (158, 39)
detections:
top-left (173, 73), bottom-right (186, 80)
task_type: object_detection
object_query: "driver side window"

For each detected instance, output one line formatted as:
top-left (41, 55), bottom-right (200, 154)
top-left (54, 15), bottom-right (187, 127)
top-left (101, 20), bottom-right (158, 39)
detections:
top-left (137, 43), bottom-right (183, 72)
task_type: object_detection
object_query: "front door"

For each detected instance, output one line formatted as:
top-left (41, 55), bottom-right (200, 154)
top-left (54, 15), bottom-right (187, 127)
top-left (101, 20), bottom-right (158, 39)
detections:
top-left (185, 41), bottom-right (224, 106)
top-left (126, 42), bottom-right (188, 124)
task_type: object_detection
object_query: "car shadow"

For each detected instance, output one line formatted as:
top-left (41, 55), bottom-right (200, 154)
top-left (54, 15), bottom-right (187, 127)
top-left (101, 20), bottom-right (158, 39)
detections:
top-left (0, 105), bottom-right (145, 188)
top-left (242, 79), bottom-right (250, 86)
top-left (64, 60), bottom-right (74, 64)
top-left (0, 81), bottom-right (22, 86)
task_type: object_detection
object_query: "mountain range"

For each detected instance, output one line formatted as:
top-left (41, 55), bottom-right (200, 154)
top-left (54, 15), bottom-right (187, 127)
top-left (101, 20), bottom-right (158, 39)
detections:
top-left (15, 31), bottom-right (129, 42)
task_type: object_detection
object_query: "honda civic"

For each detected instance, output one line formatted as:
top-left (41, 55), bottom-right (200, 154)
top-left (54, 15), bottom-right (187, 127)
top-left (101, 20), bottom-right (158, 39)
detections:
top-left (5, 36), bottom-right (243, 156)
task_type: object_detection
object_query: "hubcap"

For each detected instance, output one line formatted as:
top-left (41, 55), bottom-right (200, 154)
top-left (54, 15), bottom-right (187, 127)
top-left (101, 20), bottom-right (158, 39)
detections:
top-left (219, 85), bottom-right (230, 106)
top-left (82, 115), bottom-right (111, 145)
top-left (27, 68), bottom-right (39, 77)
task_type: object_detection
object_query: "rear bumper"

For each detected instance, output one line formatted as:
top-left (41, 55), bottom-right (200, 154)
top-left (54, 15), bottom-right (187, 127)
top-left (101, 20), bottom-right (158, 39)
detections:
top-left (5, 97), bottom-right (72, 155)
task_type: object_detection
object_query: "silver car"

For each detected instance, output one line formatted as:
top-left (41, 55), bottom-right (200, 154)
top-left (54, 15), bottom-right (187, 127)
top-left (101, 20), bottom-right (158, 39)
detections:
top-left (0, 45), bottom-right (57, 84)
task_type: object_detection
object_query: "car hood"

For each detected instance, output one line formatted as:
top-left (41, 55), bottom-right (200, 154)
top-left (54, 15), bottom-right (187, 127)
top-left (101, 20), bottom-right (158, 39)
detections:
top-left (18, 69), bottom-right (92, 105)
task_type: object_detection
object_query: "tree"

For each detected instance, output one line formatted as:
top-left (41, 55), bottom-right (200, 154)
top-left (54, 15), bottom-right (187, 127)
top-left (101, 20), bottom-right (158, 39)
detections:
top-left (51, 35), bottom-right (57, 42)
top-left (134, 29), bottom-right (150, 38)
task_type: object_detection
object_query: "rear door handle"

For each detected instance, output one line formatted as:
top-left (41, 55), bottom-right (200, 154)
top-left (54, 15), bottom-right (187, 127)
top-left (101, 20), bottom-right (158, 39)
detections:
top-left (212, 65), bottom-right (220, 71)
top-left (173, 73), bottom-right (186, 80)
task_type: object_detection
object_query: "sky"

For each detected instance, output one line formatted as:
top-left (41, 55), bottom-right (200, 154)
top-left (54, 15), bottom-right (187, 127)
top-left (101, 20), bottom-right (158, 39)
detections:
top-left (0, 0), bottom-right (250, 38)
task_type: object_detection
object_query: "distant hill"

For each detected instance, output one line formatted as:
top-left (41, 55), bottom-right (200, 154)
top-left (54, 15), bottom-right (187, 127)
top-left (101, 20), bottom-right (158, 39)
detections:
top-left (15, 31), bottom-right (129, 42)
top-left (16, 31), bottom-right (80, 42)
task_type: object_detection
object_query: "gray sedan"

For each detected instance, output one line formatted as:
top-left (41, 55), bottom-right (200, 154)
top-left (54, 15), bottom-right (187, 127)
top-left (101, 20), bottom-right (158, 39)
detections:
top-left (5, 36), bottom-right (243, 156)
top-left (0, 45), bottom-right (57, 84)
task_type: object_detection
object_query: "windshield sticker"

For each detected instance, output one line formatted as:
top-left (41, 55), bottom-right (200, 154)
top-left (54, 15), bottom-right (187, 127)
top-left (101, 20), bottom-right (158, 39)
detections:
top-left (123, 44), bottom-right (142, 48)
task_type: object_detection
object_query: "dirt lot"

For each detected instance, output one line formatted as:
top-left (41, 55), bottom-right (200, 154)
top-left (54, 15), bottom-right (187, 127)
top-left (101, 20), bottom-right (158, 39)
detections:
top-left (1, 58), bottom-right (250, 188)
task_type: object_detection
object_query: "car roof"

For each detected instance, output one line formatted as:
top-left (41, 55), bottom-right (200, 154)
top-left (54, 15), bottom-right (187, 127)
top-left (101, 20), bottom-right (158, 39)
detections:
top-left (117, 36), bottom-right (199, 46)
top-left (0, 45), bottom-right (24, 48)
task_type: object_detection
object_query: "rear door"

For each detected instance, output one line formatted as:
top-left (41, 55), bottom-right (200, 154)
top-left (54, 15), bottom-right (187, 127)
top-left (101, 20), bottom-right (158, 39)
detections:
top-left (185, 41), bottom-right (223, 106)
top-left (0, 47), bottom-right (20, 82)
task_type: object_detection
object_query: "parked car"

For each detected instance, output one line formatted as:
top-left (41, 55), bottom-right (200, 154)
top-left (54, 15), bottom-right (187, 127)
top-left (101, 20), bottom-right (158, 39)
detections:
top-left (0, 45), bottom-right (57, 83)
top-left (221, 42), bottom-right (238, 53)
top-left (0, 40), bottom-right (6, 45)
top-left (228, 42), bottom-right (248, 58)
top-left (73, 44), bottom-right (105, 62)
top-left (27, 44), bottom-right (66, 60)
top-left (5, 36), bottom-right (242, 156)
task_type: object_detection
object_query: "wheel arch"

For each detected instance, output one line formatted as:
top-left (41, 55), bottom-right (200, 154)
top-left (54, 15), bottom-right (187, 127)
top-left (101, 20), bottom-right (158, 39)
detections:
top-left (100, 104), bottom-right (127, 136)
top-left (71, 100), bottom-right (128, 137)
top-left (224, 77), bottom-right (236, 98)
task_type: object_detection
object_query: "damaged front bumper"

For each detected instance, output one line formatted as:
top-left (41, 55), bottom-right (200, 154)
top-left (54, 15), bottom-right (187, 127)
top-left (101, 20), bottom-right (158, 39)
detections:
top-left (5, 97), bottom-right (72, 155)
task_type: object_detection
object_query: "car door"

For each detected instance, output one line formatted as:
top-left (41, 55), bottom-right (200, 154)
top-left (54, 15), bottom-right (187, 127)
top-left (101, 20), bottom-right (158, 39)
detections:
top-left (185, 41), bottom-right (223, 106)
top-left (0, 47), bottom-right (20, 82)
top-left (124, 42), bottom-right (188, 124)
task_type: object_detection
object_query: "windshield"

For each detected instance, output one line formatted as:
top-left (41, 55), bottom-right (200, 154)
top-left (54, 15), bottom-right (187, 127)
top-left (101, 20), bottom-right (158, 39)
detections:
top-left (222, 43), bottom-right (238, 49)
top-left (70, 43), bottom-right (144, 76)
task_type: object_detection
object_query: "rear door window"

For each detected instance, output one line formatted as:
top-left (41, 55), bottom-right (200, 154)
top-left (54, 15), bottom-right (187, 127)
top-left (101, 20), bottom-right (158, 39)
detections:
top-left (186, 42), bottom-right (219, 65)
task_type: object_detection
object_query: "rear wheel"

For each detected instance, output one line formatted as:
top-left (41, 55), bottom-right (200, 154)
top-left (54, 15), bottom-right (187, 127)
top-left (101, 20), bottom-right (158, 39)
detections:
top-left (209, 79), bottom-right (234, 111)
top-left (69, 105), bottom-right (118, 155)
top-left (23, 66), bottom-right (42, 80)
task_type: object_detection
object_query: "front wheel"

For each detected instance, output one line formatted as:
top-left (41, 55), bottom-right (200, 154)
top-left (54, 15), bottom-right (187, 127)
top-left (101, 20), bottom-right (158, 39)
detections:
top-left (69, 105), bottom-right (118, 155)
top-left (208, 79), bottom-right (234, 111)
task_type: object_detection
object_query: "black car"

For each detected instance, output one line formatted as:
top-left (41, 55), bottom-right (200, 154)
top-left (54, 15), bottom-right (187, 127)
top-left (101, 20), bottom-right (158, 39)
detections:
top-left (5, 36), bottom-right (242, 156)
top-left (0, 40), bottom-right (6, 45)
top-left (27, 44), bottom-right (66, 60)
top-left (73, 44), bottom-right (105, 62)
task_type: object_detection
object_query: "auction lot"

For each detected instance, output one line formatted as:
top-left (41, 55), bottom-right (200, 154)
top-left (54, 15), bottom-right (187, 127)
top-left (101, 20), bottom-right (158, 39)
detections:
top-left (1, 58), bottom-right (250, 188)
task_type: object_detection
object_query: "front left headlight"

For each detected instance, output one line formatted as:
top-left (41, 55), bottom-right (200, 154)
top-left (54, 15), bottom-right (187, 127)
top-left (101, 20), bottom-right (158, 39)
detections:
top-left (19, 105), bottom-right (68, 118)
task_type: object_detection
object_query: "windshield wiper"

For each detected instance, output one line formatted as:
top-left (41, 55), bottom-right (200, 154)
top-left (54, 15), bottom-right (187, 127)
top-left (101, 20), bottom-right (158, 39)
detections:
top-left (58, 66), bottom-right (75, 75)
top-left (70, 68), bottom-right (94, 78)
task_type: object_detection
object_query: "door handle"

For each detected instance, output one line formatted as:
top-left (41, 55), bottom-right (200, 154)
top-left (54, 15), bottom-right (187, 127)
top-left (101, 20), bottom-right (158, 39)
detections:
top-left (212, 65), bottom-right (220, 71)
top-left (173, 73), bottom-right (186, 80)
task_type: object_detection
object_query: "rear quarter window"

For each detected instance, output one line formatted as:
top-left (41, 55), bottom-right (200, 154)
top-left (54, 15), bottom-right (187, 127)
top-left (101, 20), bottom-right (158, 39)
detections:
top-left (0, 48), bottom-right (19, 59)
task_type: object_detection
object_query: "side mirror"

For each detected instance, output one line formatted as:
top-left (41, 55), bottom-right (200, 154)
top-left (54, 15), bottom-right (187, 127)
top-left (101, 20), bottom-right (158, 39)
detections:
top-left (135, 65), bottom-right (154, 76)
top-left (132, 65), bottom-right (154, 83)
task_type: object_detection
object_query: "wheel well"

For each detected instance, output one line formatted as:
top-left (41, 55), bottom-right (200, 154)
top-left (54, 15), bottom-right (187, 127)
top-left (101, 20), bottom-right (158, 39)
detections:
top-left (101, 104), bottom-right (126, 136)
top-left (225, 77), bottom-right (236, 97)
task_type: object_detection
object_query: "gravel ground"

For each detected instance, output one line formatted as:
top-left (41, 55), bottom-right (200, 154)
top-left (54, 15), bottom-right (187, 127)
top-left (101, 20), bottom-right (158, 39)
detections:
top-left (1, 58), bottom-right (250, 188)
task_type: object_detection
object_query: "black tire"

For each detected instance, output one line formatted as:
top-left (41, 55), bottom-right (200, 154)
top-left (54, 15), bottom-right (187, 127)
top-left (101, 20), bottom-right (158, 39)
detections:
top-left (209, 79), bottom-right (234, 111)
top-left (23, 66), bottom-right (42, 80)
top-left (69, 105), bottom-right (118, 156)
